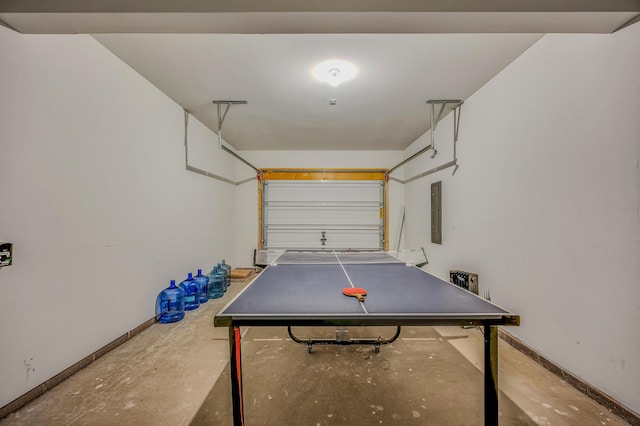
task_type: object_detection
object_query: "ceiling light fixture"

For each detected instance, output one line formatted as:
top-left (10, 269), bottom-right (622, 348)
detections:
top-left (312, 59), bottom-right (357, 87)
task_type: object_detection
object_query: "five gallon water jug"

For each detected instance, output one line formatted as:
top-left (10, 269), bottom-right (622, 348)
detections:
top-left (221, 259), bottom-right (232, 289)
top-left (179, 272), bottom-right (200, 311)
top-left (155, 280), bottom-right (185, 323)
top-left (206, 267), bottom-right (216, 291)
top-left (217, 263), bottom-right (228, 293)
top-left (208, 266), bottom-right (225, 299)
top-left (194, 269), bottom-right (209, 304)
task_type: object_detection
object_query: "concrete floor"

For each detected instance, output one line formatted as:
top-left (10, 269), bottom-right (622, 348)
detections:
top-left (0, 276), bottom-right (630, 426)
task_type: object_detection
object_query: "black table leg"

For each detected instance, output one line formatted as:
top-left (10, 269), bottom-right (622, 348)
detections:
top-left (484, 325), bottom-right (499, 425)
top-left (229, 326), bottom-right (245, 426)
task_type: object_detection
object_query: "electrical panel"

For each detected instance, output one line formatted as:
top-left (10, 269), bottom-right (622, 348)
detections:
top-left (431, 181), bottom-right (442, 244)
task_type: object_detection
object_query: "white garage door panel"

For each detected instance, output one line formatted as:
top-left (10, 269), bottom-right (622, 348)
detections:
top-left (266, 229), bottom-right (381, 250)
top-left (262, 180), bottom-right (385, 250)
top-left (267, 182), bottom-right (381, 203)
top-left (266, 206), bottom-right (381, 225)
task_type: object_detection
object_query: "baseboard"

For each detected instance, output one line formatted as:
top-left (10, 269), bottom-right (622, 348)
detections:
top-left (0, 316), bottom-right (157, 420)
top-left (499, 329), bottom-right (640, 426)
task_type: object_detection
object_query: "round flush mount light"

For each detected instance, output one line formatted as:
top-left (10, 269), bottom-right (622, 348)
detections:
top-left (312, 59), bottom-right (357, 87)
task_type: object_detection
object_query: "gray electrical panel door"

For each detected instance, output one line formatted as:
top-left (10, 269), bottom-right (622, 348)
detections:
top-left (431, 181), bottom-right (442, 244)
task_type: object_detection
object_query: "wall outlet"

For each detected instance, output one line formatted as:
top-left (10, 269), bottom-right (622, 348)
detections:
top-left (0, 242), bottom-right (13, 268)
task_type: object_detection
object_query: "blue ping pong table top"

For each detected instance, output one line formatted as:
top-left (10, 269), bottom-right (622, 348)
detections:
top-left (215, 251), bottom-right (519, 327)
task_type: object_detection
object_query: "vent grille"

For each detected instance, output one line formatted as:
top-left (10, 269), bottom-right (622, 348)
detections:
top-left (450, 270), bottom-right (479, 295)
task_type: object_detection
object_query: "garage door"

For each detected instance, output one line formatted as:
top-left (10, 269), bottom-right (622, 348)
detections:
top-left (260, 176), bottom-right (387, 251)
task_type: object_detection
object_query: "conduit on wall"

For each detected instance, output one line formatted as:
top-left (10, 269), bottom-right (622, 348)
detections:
top-left (387, 100), bottom-right (463, 184)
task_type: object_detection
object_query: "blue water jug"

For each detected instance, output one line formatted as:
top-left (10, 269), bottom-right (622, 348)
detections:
top-left (217, 263), bottom-right (228, 293)
top-left (208, 266), bottom-right (225, 299)
top-left (155, 280), bottom-right (185, 323)
top-left (179, 272), bottom-right (200, 311)
top-left (194, 269), bottom-right (209, 304)
top-left (221, 259), bottom-right (232, 288)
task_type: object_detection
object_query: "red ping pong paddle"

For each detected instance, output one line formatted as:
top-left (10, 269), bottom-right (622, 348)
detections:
top-left (343, 287), bottom-right (367, 302)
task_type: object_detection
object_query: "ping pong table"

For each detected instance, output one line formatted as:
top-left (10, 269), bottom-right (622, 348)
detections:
top-left (214, 250), bottom-right (520, 426)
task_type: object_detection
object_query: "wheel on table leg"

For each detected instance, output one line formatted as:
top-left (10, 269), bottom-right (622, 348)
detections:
top-left (307, 344), bottom-right (313, 353)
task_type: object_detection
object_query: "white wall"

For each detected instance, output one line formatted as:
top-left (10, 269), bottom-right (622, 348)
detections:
top-left (0, 28), bottom-right (239, 407)
top-left (402, 25), bottom-right (640, 413)
top-left (234, 151), bottom-right (405, 266)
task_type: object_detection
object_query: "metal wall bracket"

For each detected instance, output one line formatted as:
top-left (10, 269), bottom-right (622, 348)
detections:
top-left (213, 100), bottom-right (247, 149)
top-left (426, 99), bottom-right (462, 159)
top-left (211, 100), bottom-right (262, 175)
top-left (387, 99), bottom-right (463, 182)
top-left (184, 107), bottom-right (260, 183)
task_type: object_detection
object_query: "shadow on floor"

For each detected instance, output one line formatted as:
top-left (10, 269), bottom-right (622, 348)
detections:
top-left (191, 326), bottom-right (536, 425)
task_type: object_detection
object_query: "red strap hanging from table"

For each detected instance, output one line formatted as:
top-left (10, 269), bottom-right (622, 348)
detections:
top-left (234, 326), bottom-right (245, 425)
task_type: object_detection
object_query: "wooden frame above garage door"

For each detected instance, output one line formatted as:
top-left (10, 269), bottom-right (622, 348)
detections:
top-left (258, 169), bottom-right (389, 251)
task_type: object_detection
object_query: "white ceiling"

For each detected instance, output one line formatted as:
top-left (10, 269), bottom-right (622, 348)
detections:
top-left (94, 33), bottom-right (542, 151)
top-left (2, 1), bottom-right (638, 151)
